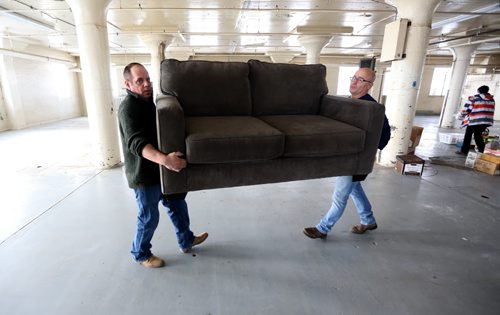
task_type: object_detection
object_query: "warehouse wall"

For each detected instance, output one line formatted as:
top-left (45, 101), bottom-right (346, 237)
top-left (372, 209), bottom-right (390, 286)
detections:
top-left (0, 40), bottom-right (82, 131)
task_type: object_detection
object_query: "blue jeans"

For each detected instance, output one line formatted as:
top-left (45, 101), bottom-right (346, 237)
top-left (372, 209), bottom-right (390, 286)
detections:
top-left (316, 176), bottom-right (376, 234)
top-left (131, 185), bottom-right (194, 262)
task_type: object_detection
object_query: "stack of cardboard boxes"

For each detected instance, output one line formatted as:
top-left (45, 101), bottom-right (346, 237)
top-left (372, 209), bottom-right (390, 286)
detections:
top-left (408, 126), bottom-right (423, 154)
top-left (395, 154), bottom-right (425, 176)
top-left (465, 140), bottom-right (500, 175)
top-left (474, 153), bottom-right (500, 176)
top-left (395, 126), bottom-right (425, 176)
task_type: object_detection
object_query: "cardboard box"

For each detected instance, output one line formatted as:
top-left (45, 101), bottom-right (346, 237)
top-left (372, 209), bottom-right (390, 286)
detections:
top-left (465, 152), bottom-right (481, 168)
top-left (474, 159), bottom-right (500, 176)
top-left (439, 133), bottom-right (463, 144)
top-left (480, 153), bottom-right (500, 164)
top-left (408, 126), bottom-right (423, 154)
top-left (396, 154), bottom-right (425, 176)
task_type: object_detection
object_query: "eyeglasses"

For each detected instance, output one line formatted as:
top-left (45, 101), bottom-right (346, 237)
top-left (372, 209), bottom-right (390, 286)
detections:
top-left (350, 76), bottom-right (373, 84)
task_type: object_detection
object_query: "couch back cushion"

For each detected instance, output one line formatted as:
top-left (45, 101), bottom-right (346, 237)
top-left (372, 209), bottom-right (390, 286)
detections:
top-left (160, 59), bottom-right (252, 116)
top-left (248, 60), bottom-right (328, 116)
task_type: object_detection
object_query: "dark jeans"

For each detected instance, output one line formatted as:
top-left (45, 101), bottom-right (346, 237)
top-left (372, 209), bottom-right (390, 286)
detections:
top-left (461, 124), bottom-right (488, 154)
top-left (131, 186), bottom-right (193, 261)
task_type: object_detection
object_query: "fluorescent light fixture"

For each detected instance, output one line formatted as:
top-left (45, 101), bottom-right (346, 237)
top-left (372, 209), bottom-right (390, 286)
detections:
top-left (295, 26), bottom-right (353, 35)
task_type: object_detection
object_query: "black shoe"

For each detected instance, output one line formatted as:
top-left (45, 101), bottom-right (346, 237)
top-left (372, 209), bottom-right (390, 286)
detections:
top-left (455, 151), bottom-right (467, 156)
top-left (303, 227), bottom-right (327, 239)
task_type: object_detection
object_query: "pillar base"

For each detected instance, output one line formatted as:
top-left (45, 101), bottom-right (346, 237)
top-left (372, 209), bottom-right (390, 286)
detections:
top-left (298, 36), bottom-right (331, 64)
top-left (265, 51), bottom-right (299, 63)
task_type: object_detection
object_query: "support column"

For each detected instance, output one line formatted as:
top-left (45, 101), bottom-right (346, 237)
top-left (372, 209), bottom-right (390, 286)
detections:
top-left (140, 35), bottom-right (173, 97)
top-left (379, 0), bottom-right (442, 166)
top-left (167, 51), bottom-right (193, 61)
top-left (66, 0), bottom-right (120, 168)
top-left (439, 44), bottom-right (478, 128)
top-left (265, 51), bottom-right (299, 63)
top-left (298, 36), bottom-right (331, 64)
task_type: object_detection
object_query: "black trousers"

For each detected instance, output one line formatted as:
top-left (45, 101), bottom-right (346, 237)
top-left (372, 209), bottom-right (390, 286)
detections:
top-left (461, 124), bottom-right (488, 154)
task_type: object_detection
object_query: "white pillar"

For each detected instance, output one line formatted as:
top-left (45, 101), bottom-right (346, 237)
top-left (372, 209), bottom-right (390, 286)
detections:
top-left (265, 51), bottom-right (299, 63)
top-left (439, 44), bottom-right (478, 128)
top-left (65, 0), bottom-right (120, 168)
top-left (298, 36), bottom-right (331, 64)
top-left (140, 34), bottom-right (173, 97)
top-left (379, 0), bottom-right (442, 167)
top-left (167, 51), bottom-right (193, 61)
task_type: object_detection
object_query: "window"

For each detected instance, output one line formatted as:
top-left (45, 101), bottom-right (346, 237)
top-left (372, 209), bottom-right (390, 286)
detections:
top-left (429, 67), bottom-right (451, 96)
top-left (336, 66), bottom-right (359, 95)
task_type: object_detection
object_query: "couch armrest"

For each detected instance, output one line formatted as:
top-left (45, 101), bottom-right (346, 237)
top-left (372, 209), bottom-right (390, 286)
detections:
top-left (320, 95), bottom-right (385, 175)
top-left (156, 94), bottom-right (186, 152)
top-left (156, 94), bottom-right (187, 193)
top-left (319, 95), bottom-right (383, 131)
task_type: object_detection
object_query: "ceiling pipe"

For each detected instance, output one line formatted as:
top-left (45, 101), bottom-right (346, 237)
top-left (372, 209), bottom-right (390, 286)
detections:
top-left (12, 31), bottom-right (461, 40)
top-left (113, 30), bottom-right (369, 37)
top-left (355, 13), bottom-right (397, 34)
top-left (0, 47), bottom-right (77, 66)
top-left (109, 8), bottom-right (500, 16)
top-left (429, 28), bottom-right (500, 46)
top-left (432, 3), bottom-right (500, 29)
top-left (450, 36), bottom-right (500, 48)
top-left (0, 5), bottom-right (55, 30)
top-left (2, 7), bottom-right (499, 16)
top-left (107, 8), bottom-right (397, 13)
top-left (428, 36), bottom-right (500, 51)
top-left (0, 5), bottom-right (73, 28)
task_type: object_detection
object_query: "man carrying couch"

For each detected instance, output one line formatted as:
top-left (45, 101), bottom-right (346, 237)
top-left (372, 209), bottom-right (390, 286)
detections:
top-left (303, 67), bottom-right (391, 240)
top-left (118, 62), bottom-right (208, 268)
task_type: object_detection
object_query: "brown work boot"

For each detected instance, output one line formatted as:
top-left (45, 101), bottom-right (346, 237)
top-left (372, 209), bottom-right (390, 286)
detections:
top-left (140, 255), bottom-right (165, 268)
top-left (303, 227), bottom-right (327, 239)
top-left (180, 232), bottom-right (209, 253)
top-left (351, 223), bottom-right (378, 234)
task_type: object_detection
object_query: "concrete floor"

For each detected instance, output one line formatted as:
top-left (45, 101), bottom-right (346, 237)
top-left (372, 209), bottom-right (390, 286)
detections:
top-left (0, 116), bottom-right (499, 315)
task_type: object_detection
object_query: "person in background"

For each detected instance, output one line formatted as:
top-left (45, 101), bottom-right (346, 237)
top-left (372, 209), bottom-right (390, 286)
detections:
top-left (456, 85), bottom-right (495, 155)
top-left (303, 67), bottom-right (390, 240)
top-left (118, 62), bottom-right (208, 268)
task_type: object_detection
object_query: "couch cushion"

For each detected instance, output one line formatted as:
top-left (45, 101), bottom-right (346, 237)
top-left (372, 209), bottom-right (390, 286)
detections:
top-left (185, 116), bottom-right (285, 164)
top-left (259, 115), bottom-right (365, 157)
top-left (248, 60), bottom-right (328, 116)
top-left (160, 59), bottom-right (252, 116)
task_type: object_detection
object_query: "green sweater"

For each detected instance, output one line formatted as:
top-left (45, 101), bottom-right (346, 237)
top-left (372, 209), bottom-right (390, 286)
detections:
top-left (118, 90), bottom-right (161, 188)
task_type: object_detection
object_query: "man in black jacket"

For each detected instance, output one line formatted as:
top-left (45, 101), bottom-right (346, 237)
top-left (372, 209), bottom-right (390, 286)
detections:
top-left (303, 67), bottom-right (390, 239)
top-left (118, 63), bottom-right (208, 268)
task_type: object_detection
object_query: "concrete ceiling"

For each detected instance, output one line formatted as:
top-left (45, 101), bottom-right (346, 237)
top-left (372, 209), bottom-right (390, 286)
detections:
top-left (0, 0), bottom-right (499, 58)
